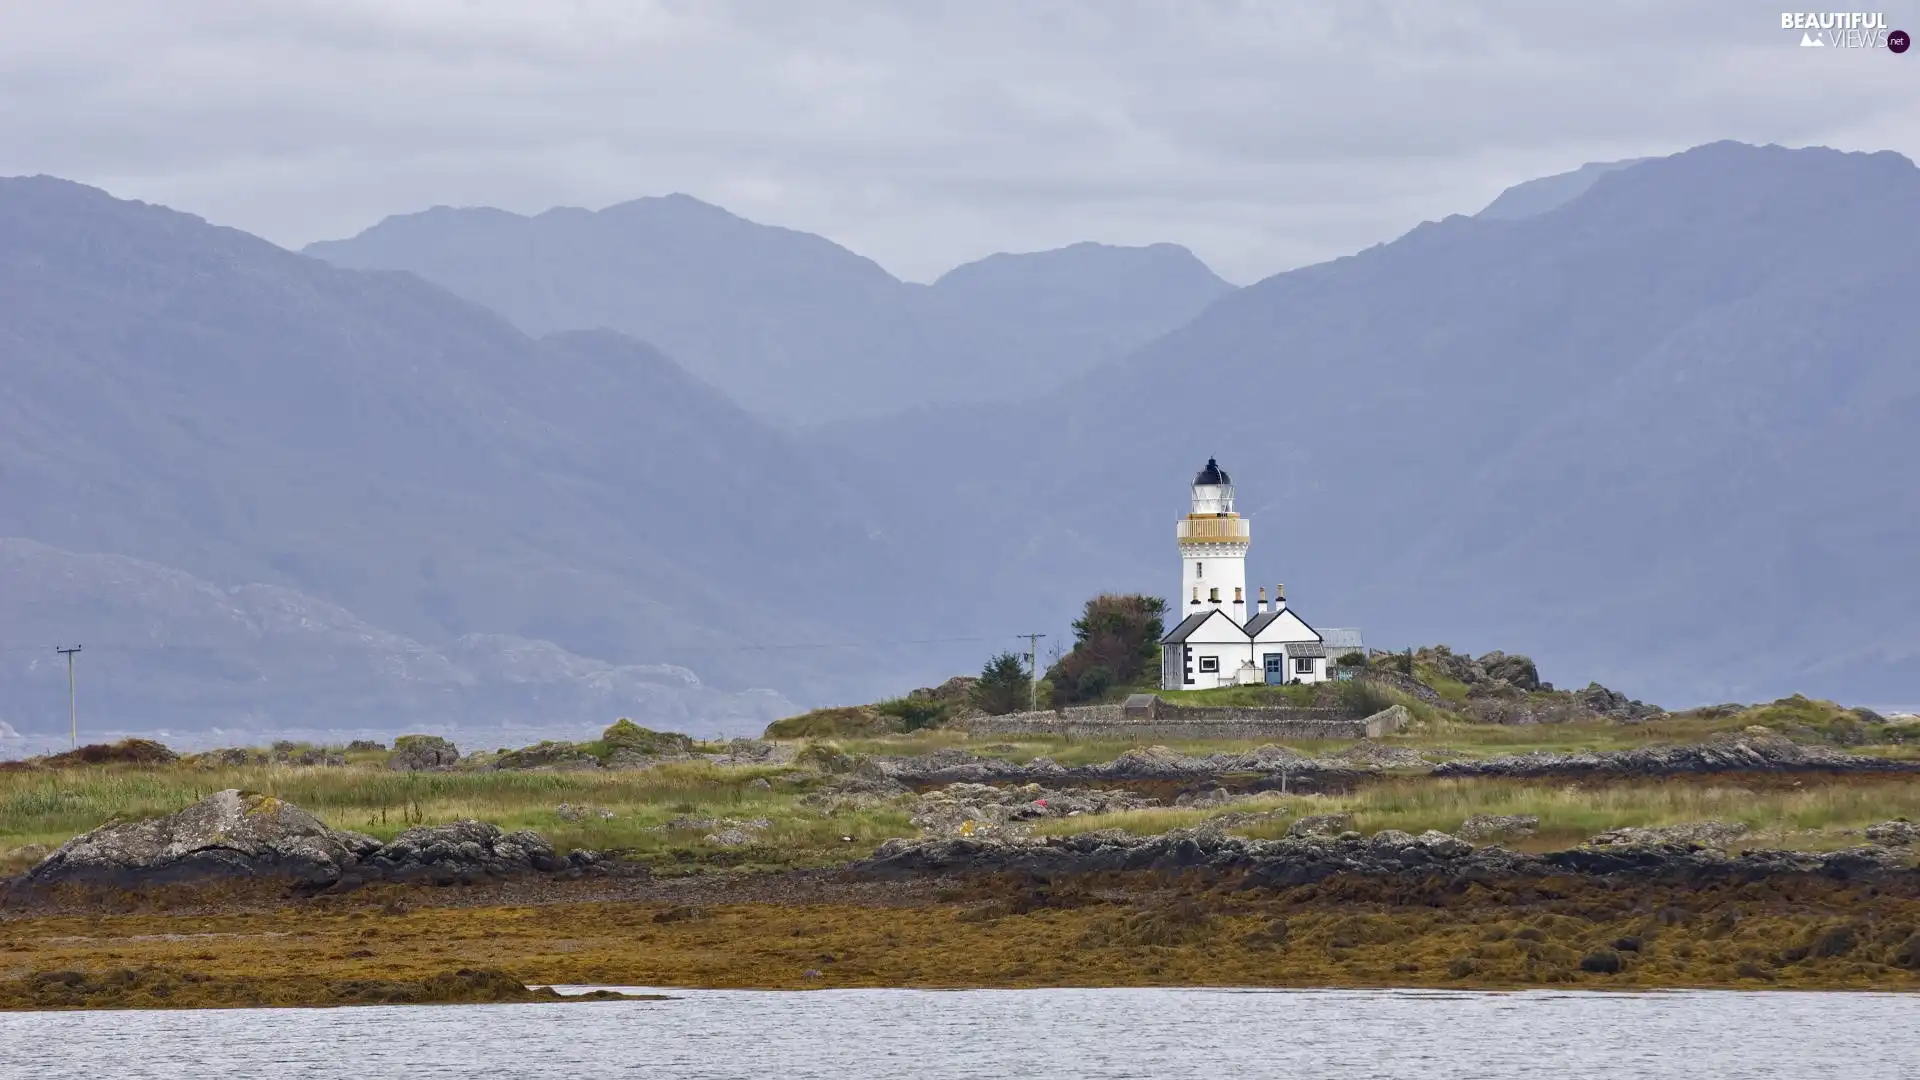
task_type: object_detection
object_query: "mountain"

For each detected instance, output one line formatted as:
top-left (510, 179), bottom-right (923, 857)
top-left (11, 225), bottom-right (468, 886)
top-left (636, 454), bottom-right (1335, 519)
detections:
top-left (815, 142), bottom-right (1920, 707)
top-left (305, 198), bottom-right (1233, 424)
top-left (0, 539), bottom-right (792, 736)
top-left (1476, 158), bottom-right (1651, 220)
top-left (0, 176), bottom-right (930, 736)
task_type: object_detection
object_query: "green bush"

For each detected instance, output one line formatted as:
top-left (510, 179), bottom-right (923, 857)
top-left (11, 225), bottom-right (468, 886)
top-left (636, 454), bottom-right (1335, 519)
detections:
top-left (763, 707), bottom-right (902, 740)
top-left (1336, 677), bottom-right (1397, 719)
top-left (971, 652), bottom-right (1033, 715)
top-left (874, 697), bottom-right (950, 732)
top-left (1046, 594), bottom-right (1167, 706)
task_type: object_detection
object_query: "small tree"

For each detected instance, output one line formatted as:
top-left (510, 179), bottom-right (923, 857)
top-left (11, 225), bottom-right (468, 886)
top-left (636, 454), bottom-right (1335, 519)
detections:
top-left (971, 652), bottom-right (1033, 715)
top-left (1046, 593), bottom-right (1168, 706)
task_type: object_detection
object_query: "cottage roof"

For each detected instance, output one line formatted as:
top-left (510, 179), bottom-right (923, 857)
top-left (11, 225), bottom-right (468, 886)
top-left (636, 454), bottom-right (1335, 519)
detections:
top-left (1320, 628), bottom-right (1365, 650)
top-left (1161, 608), bottom-right (1249, 643)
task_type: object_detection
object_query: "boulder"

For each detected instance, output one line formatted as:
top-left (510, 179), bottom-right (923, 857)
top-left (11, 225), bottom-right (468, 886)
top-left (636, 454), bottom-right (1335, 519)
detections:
top-left (1586, 821), bottom-right (1750, 849)
top-left (1575, 683), bottom-right (1663, 722)
top-left (554, 804), bottom-right (616, 822)
top-left (1865, 820), bottom-right (1920, 846)
top-left (599, 719), bottom-right (695, 757)
top-left (1478, 651), bottom-right (1543, 691)
top-left (1288, 813), bottom-right (1355, 838)
top-left (363, 820), bottom-right (576, 882)
top-left (25, 789), bottom-right (380, 887)
top-left (1457, 814), bottom-right (1541, 842)
top-left (494, 741), bottom-right (600, 771)
top-left (389, 735), bottom-right (460, 772)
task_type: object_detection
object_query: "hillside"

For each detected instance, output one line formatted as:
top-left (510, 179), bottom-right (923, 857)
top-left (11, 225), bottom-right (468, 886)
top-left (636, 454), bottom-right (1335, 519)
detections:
top-left (0, 177), bottom-right (922, 734)
top-left (305, 198), bottom-right (1234, 423)
top-left (0, 539), bottom-right (791, 735)
top-left (814, 142), bottom-right (1920, 707)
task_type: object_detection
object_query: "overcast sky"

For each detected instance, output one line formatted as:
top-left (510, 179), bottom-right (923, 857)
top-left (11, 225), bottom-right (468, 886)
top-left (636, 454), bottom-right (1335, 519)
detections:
top-left (2, 1), bottom-right (1913, 283)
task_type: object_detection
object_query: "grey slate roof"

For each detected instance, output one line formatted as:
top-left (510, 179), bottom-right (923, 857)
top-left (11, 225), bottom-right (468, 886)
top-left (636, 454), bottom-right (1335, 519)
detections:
top-left (1161, 609), bottom-right (1248, 643)
top-left (1242, 611), bottom-right (1281, 637)
top-left (1320, 628), bottom-right (1365, 650)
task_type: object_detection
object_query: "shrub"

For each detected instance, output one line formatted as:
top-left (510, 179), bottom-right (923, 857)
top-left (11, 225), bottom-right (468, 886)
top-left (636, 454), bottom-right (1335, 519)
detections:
top-left (1336, 677), bottom-right (1396, 719)
top-left (1046, 594), bottom-right (1167, 706)
top-left (874, 697), bottom-right (949, 732)
top-left (971, 652), bottom-right (1033, 716)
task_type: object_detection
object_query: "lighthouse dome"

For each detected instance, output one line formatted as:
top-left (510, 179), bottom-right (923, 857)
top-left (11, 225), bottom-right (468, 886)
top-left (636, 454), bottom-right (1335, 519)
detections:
top-left (1194, 458), bottom-right (1231, 486)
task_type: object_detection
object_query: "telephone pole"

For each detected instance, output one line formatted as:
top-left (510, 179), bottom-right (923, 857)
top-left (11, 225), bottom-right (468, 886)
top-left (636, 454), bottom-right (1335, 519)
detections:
top-left (1017, 633), bottom-right (1046, 711)
top-left (55, 645), bottom-right (82, 749)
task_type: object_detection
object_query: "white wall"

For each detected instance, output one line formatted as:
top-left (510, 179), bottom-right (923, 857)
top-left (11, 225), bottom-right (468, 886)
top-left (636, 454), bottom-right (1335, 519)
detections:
top-left (1179, 542), bottom-right (1249, 625)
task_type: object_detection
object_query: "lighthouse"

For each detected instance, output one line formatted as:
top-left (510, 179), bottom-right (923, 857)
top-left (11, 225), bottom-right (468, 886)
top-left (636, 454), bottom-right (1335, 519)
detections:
top-left (1160, 457), bottom-right (1365, 690)
top-left (1177, 458), bottom-right (1250, 621)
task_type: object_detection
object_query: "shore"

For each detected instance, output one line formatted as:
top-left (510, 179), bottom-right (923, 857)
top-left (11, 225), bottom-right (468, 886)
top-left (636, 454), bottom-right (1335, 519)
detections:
top-left (5, 854), bottom-right (1918, 1009)
top-left (5, 709), bottom-right (1920, 1008)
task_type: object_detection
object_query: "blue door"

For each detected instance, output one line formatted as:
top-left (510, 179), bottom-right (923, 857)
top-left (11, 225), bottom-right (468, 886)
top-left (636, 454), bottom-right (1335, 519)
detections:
top-left (1263, 653), bottom-right (1285, 685)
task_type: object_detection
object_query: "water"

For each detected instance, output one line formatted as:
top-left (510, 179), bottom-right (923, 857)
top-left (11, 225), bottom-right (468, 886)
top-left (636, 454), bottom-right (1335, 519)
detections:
top-left (2, 987), bottom-right (1914, 1079)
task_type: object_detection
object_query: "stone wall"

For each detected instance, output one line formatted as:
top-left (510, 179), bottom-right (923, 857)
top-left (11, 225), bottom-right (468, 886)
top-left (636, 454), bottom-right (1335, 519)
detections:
top-left (956, 697), bottom-right (1399, 740)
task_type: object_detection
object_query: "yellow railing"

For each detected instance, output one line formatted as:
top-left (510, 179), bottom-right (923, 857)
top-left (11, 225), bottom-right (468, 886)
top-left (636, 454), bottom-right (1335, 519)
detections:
top-left (1176, 517), bottom-right (1250, 542)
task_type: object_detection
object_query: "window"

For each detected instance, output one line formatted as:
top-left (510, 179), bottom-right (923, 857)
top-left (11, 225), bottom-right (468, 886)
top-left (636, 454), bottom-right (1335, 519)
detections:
top-left (1198, 656), bottom-right (1220, 673)
top-left (1294, 657), bottom-right (1314, 675)
top-left (1195, 561), bottom-right (1203, 578)
top-left (1208, 588), bottom-right (1220, 603)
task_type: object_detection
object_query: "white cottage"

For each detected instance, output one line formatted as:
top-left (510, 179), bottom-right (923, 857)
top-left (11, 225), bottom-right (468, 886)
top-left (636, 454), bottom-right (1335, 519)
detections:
top-left (1159, 459), bottom-right (1362, 689)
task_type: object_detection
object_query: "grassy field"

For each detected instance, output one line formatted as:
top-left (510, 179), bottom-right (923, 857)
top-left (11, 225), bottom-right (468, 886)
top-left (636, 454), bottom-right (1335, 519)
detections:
top-left (1034, 775), bottom-right (1920, 852)
top-left (0, 760), bottom-right (910, 874)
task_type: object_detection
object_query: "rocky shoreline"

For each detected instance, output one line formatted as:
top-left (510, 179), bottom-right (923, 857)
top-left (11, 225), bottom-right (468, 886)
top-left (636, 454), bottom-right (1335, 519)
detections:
top-left (855, 825), bottom-right (1916, 889)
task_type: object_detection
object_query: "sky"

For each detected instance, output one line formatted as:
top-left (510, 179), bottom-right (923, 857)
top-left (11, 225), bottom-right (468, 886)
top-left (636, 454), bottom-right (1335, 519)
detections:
top-left (2, 0), bottom-right (1915, 284)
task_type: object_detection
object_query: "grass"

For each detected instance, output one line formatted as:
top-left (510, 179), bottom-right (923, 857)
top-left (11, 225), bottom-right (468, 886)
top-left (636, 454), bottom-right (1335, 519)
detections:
top-left (0, 761), bottom-right (909, 873)
top-left (1035, 775), bottom-right (1920, 852)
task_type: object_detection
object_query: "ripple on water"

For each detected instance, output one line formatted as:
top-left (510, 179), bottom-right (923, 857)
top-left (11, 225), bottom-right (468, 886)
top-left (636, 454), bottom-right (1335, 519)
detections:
top-left (4, 987), bottom-right (1914, 1079)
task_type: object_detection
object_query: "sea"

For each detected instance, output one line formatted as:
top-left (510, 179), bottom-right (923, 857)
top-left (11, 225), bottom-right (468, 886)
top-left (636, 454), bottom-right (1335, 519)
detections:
top-left (2, 986), bottom-right (1914, 1079)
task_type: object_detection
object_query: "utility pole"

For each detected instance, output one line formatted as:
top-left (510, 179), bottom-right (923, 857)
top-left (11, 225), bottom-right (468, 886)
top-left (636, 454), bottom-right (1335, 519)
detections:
top-left (55, 645), bottom-right (82, 749)
top-left (1017, 633), bottom-right (1047, 712)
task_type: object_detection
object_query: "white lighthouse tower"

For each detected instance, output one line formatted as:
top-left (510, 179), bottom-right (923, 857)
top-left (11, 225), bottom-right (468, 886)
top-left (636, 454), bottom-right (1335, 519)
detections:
top-left (1177, 458), bottom-right (1250, 623)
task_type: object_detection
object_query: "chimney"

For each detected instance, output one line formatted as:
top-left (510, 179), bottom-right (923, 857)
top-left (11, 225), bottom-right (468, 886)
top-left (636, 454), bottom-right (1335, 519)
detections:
top-left (1257, 586), bottom-right (1267, 614)
top-left (1274, 583), bottom-right (1286, 612)
top-left (1190, 586), bottom-right (1201, 606)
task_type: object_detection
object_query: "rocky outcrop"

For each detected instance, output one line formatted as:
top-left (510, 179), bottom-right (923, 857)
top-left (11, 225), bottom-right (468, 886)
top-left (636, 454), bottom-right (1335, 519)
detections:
top-left (1867, 820), bottom-right (1920, 846)
top-left (388, 735), bottom-right (460, 772)
top-left (909, 783), bottom-right (1153, 837)
top-left (880, 744), bottom-right (1363, 786)
top-left (1433, 730), bottom-right (1916, 778)
top-left (1287, 813), bottom-right (1355, 838)
top-left (1457, 814), bottom-right (1540, 841)
top-left (1587, 821), bottom-right (1750, 849)
top-left (856, 826), bottom-right (1914, 887)
top-left (25, 790), bottom-right (381, 887)
top-left (22, 790), bottom-right (597, 889)
top-left (493, 741), bottom-right (601, 771)
top-left (359, 821), bottom-right (589, 883)
top-left (1575, 683), bottom-right (1664, 722)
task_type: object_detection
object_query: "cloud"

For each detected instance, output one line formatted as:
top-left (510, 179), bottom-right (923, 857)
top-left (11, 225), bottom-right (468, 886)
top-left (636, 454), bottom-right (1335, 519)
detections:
top-left (1, 0), bottom-right (1912, 283)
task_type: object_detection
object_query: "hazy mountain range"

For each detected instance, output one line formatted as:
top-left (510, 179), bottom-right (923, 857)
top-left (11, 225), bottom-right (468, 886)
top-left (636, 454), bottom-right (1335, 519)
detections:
top-left (306, 199), bottom-right (1234, 425)
top-left (3, 139), bottom-right (1915, 741)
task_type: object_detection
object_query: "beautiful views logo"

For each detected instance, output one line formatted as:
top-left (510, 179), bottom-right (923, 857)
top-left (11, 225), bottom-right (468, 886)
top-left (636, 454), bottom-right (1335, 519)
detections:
top-left (1780, 11), bottom-right (1908, 49)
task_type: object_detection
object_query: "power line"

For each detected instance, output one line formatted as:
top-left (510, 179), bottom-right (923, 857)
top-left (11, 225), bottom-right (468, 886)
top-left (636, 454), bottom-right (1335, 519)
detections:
top-left (0, 634), bottom-right (1019, 655)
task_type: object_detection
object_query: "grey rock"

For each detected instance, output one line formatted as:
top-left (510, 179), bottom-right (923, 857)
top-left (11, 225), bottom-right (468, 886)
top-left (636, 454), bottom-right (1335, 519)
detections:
top-left (366, 820), bottom-right (571, 881)
top-left (554, 803), bottom-right (616, 822)
top-left (1434, 730), bottom-right (1916, 779)
top-left (1865, 820), bottom-right (1920, 845)
top-left (1586, 821), bottom-right (1750, 849)
top-left (24, 789), bottom-right (381, 887)
top-left (1457, 814), bottom-right (1541, 841)
top-left (1289, 813), bottom-right (1356, 838)
top-left (389, 735), bottom-right (460, 772)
